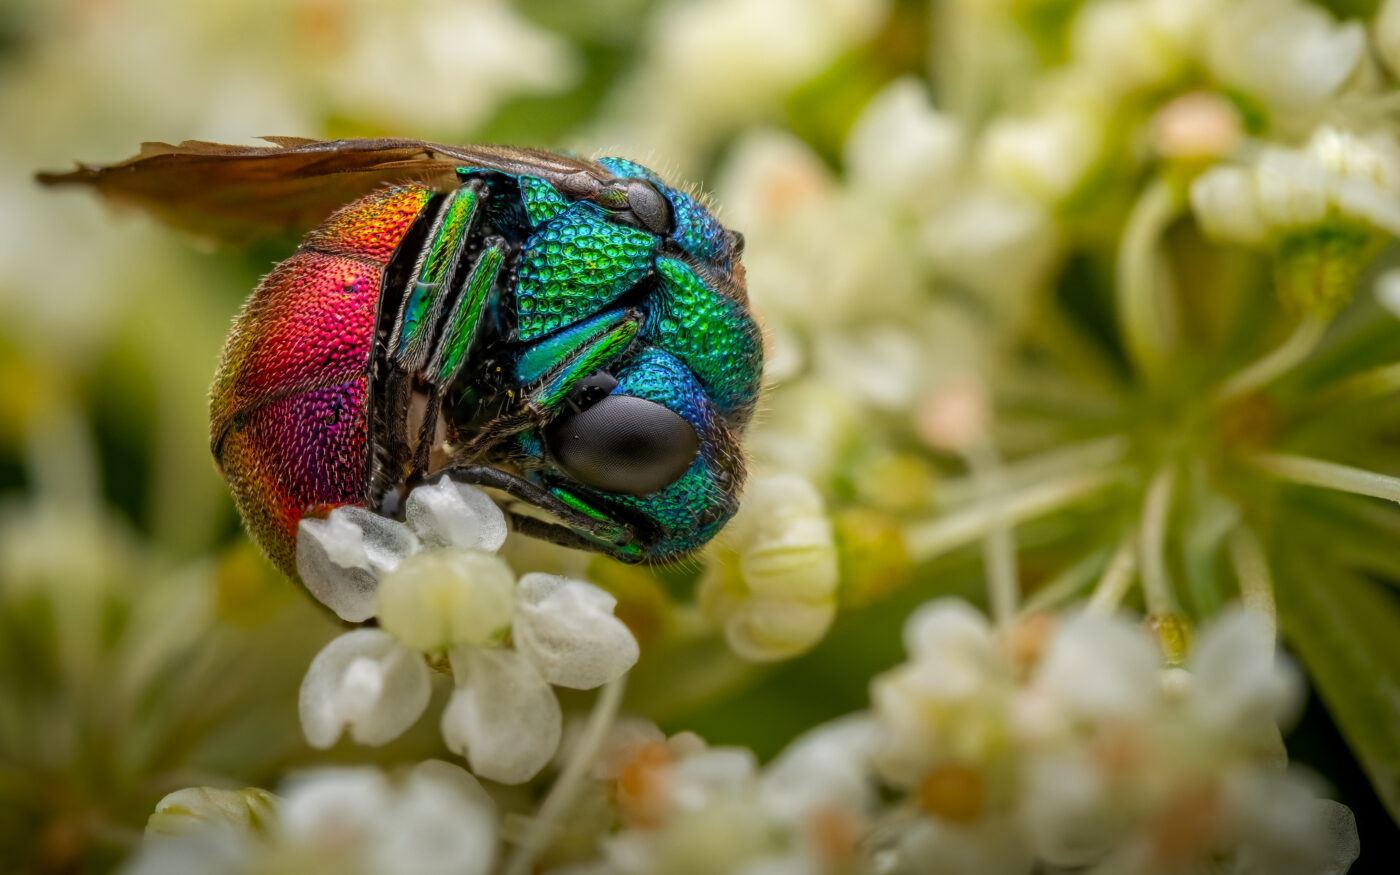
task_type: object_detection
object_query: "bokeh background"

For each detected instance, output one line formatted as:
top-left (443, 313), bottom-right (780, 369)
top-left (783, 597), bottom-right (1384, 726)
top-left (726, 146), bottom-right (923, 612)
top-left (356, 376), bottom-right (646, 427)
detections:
top-left (3, 0), bottom-right (1400, 872)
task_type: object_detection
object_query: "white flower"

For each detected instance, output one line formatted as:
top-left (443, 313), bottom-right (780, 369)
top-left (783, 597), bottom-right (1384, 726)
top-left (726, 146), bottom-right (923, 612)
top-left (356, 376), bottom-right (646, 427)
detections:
top-left (758, 714), bottom-right (879, 823)
top-left (324, 0), bottom-right (578, 135)
top-left (298, 628), bottom-right (431, 748)
top-left (376, 549), bottom-right (516, 652)
top-left (279, 761), bottom-right (498, 875)
top-left (127, 762), bottom-right (498, 875)
top-left (513, 573), bottom-right (641, 689)
top-left (844, 77), bottom-right (965, 214)
top-left (144, 787), bottom-right (278, 839)
top-left (295, 479), bottom-right (636, 781)
top-left (875, 815), bottom-right (1032, 875)
top-left (1030, 609), bottom-right (1159, 724)
top-left (297, 477), bottom-right (506, 621)
top-left (1069, 1), bottom-right (1185, 96)
top-left (594, 0), bottom-right (890, 168)
top-left (1376, 267), bottom-right (1400, 319)
top-left (1205, 0), bottom-right (1367, 121)
top-left (298, 490), bottom-right (637, 781)
top-left (698, 474), bottom-right (839, 661)
top-left (1378, 0), bottom-right (1400, 78)
top-left (868, 598), bottom-right (1011, 788)
top-left (440, 574), bottom-right (638, 783)
top-left (297, 507), bottom-right (419, 622)
top-left (921, 187), bottom-right (1059, 303)
top-left (1190, 125), bottom-right (1400, 244)
top-left (1187, 609), bottom-right (1302, 738)
top-left (717, 129), bottom-right (918, 334)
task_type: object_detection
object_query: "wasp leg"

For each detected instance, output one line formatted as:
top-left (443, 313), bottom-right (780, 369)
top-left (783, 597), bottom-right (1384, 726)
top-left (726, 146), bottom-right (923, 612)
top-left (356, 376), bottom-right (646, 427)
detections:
top-left (440, 464), bottom-right (635, 548)
top-left (383, 180), bottom-right (487, 473)
top-left (406, 239), bottom-right (507, 476)
top-left (507, 512), bottom-right (643, 563)
top-left (450, 307), bottom-right (643, 462)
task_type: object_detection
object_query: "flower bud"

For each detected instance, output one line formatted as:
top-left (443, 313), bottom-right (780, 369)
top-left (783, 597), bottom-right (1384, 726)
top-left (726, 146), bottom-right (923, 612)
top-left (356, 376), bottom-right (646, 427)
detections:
top-left (376, 549), bottom-right (515, 652)
top-left (145, 787), bottom-right (279, 839)
top-left (699, 474), bottom-right (839, 661)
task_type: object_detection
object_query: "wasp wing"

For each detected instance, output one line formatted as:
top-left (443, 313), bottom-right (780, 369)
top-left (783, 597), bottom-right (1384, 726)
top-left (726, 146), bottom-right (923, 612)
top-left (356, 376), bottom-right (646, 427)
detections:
top-left (36, 138), bottom-right (613, 243)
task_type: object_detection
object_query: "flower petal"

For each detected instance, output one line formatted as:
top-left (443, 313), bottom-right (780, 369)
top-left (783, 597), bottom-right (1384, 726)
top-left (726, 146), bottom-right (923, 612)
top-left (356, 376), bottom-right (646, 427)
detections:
top-left (377, 549), bottom-right (516, 652)
top-left (297, 507), bottom-right (418, 622)
top-left (368, 760), bottom-right (499, 875)
top-left (299, 629), bottom-right (431, 748)
top-left (721, 596), bottom-right (835, 663)
top-left (145, 787), bottom-right (279, 839)
top-left (442, 647), bottom-right (562, 784)
top-left (280, 766), bottom-right (394, 844)
top-left (1191, 609), bottom-right (1302, 735)
top-left (405, 478), bottom-right (508, 552)
top-left (1034, 611), bottom-right (1158, 720)
top-left (513, 574), bottom-right (639, 689)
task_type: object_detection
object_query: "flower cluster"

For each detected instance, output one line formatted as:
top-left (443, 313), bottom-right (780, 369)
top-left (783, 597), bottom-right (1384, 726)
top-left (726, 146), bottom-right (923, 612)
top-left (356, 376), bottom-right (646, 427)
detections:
top-left (296, 477), bottom-right (638, 784)
top-left (125, 761), bottom-right (499, 875)
top-left (864, 601), bottom-right (1355, 874)
top-left (525, 599), bottom-right (1355, 875)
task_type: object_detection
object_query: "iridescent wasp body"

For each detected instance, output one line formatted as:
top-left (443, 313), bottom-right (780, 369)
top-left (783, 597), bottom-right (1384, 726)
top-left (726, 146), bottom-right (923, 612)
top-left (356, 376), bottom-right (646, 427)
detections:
top-left (39, 139), bottom-right (763, 579)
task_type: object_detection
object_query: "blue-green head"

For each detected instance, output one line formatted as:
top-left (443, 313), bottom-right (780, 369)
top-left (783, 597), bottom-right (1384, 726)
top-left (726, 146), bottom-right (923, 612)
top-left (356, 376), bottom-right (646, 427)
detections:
top-left (453, 156), bottom-right (762, 563)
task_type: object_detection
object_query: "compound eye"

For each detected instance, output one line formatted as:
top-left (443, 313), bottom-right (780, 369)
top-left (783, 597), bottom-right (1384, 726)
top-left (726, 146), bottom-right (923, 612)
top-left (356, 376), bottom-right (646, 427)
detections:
top-left (545, 394), bottom-right (698, 496)
top-left (626, 179), bottom-right (673, 236)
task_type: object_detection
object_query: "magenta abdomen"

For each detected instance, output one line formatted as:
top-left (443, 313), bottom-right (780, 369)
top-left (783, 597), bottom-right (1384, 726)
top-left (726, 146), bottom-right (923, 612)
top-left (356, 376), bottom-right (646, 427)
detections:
top-left (210, 185), bottom-right (433, 576)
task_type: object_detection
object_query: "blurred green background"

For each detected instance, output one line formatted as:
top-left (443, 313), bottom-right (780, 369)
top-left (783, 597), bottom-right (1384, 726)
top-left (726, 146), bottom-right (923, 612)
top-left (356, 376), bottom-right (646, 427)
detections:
top-left (2, 0), bottom-right (1398, 872)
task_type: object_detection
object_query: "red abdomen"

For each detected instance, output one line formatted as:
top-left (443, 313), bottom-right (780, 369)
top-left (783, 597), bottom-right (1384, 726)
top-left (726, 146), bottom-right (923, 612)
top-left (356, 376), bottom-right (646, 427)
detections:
top-left (210, 185), bottom-right (433, 577)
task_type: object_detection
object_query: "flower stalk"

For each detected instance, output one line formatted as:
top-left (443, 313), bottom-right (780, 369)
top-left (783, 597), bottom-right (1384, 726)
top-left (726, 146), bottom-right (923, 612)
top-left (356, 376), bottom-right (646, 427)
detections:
top-left (1117, 177), bottom-right (1182, 383)
top-left (503, 674), bottom-right (628, 875)
top-left (1139, 465), bottom-right (1178, 617)
top-left (1250, 452), bottom-right (1400, 504)
top-left (1214, 312), bottom-right (1331, 404)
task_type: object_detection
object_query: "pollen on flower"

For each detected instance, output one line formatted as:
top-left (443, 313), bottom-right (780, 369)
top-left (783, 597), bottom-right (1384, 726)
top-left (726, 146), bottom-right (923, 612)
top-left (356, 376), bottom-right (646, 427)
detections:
top-left (916, 764), bottom-right (985, 823)
top-left (616, 741), bottom-right (676, 828)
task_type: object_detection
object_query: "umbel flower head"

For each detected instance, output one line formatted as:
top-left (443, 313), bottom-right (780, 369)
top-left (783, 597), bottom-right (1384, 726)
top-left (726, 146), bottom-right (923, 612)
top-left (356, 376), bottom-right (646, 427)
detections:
top-left (863, 600), bottom-right (1357, 875)
top-left (295, 478), bottom-right (638, 784)
top-left (125, 761), bottom-right (498, 875)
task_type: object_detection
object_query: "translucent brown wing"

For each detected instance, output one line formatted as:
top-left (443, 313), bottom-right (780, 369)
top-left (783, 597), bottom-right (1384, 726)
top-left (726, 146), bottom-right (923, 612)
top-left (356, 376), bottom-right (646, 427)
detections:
top-left (36, 137), bottom-right (614, 243)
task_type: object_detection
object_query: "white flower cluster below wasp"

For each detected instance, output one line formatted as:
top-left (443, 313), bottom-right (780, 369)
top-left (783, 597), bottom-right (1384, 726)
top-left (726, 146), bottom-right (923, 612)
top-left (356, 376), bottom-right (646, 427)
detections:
top-left (295, 478), bottom-right (638, 784)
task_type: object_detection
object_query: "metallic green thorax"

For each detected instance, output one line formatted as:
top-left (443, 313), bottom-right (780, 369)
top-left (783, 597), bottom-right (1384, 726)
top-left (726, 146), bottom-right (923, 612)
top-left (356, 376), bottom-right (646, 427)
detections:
top-left (515, 203), bottom-right (657, 340)
top-left (396, 184), bottom-right (481, 365)
top-left (646, 258), bottom-right (762, 422)
top-left (434, 243), bottom-right (504, 385)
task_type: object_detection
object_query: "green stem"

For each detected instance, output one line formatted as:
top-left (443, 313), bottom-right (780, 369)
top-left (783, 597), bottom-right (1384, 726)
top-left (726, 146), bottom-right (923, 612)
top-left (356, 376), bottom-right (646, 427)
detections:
top-left (1304, 360), bottom-right (1400, 412)
top-left (1087, 532), bottom-right (1138, 615)
top-left (965, 442), bottom-right (1019, 626)
top-left (1138, 466), bottom-right (1178, 616)
top-left (1117, 177), bottom-right (1181, 383)
top-left (1023, 545), bottom-right (1113, 614)
top-left (502, 674), bottom-right (627, 875)
top-left (934, 436), bottom-right (1129, 508)
top-left (1226, 525), bottom-right (1277, 646)
top-left (1250, 452), bottom-right (1400, 504)
top-left (1214, 313), bottom-right (1330, 404)
top-left (903, 468), bottom-right (1123, 563)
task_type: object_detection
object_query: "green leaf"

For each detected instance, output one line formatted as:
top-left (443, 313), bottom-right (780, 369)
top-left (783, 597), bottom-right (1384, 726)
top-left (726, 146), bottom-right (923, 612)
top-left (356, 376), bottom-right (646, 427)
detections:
top-left (1277, 563), bottom-right (1400, 823)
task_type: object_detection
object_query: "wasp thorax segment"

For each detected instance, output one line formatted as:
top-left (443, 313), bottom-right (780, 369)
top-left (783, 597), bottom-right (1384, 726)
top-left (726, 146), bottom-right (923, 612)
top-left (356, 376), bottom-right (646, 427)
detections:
top-left (514, 203), bottom-right (658, 340)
